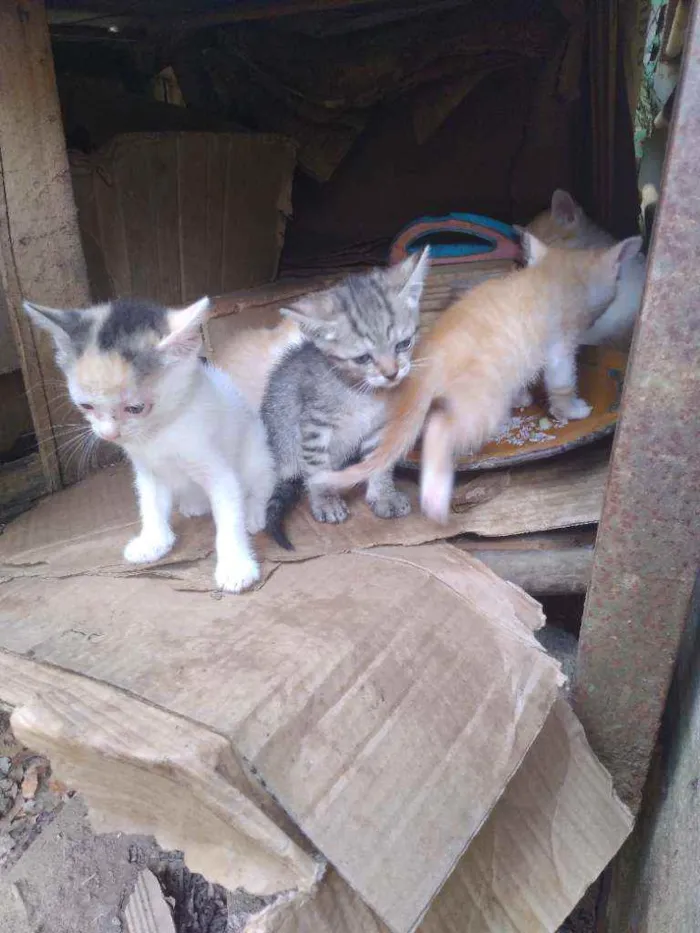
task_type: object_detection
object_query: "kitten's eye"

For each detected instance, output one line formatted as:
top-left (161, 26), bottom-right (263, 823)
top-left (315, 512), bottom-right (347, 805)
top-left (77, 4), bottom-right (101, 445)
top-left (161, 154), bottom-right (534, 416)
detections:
top-left (395, 337), bottom-right (413, 353)
top-left (79, 403), bottom-right (94, 412)
top-left (353, 353), bottom-right (372, 365)
top-left (124, 403), bottom-right (145, 415)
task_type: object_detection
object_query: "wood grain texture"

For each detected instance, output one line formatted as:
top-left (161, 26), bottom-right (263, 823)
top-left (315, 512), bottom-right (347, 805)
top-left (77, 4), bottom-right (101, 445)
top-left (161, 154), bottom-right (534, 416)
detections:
top-left (453, 527), bottom-right (596, 595)
top-left (71, 132), bottom-right (297, 307)
top-left (0, 0), bottom-right (91, 490)
top-left (124, 870), bottom-right (176, 933)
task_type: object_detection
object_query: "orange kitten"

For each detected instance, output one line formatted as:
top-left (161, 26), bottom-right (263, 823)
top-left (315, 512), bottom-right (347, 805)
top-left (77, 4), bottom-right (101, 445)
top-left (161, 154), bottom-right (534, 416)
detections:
top-left (314, 231), bottom-right (642, 523)
top-left (214, 317), bottom-right (303, 410)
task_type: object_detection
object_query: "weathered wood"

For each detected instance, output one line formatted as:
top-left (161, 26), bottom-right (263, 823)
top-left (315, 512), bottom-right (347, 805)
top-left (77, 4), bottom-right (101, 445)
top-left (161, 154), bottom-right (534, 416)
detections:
top-left (0, 0), bottom-right (91, 490)
top-left (71, 132), bottom-right (297, 306)
top-left (123, 870), bottom-right (177, 933)
top-left (0, 453), bottom-right (48, 525)
top-left (452, 528), bottom-right (596, 595)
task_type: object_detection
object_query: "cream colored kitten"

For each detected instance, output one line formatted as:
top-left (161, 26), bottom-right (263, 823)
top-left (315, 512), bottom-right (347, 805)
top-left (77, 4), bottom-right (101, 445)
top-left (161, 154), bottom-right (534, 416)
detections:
top-left (527, 189), bottom-right (646, 349)
top-left (214, 317), bottom-right (304, 410)
top-left (314, 232), bottom-right (642, 523)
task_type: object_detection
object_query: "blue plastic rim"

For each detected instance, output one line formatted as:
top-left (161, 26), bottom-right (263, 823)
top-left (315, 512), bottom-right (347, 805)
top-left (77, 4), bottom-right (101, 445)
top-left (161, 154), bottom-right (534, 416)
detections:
top-left (397, 212), bottom-right (518, 259)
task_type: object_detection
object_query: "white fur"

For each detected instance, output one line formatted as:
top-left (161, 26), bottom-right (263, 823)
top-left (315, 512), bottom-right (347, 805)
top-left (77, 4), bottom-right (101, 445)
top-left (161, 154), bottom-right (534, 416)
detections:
top-left (528, 190), bottom-right (648, 348)
top-left (121, 363), bottom-right (274, 593)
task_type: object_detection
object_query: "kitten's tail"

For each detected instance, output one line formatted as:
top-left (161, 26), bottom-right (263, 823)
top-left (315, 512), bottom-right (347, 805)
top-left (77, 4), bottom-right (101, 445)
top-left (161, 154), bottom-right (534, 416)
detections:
top-left (265, 477), bottom-right (304, 551)
top-left (316, 371), bottom-right (436, 491)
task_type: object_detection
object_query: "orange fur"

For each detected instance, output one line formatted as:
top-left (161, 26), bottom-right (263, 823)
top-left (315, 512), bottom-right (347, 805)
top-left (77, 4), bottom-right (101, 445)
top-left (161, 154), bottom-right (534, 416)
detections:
top-left (215, 317), bottom-right (303, 410)
top-left (317, 235), bottom-right (641, 522)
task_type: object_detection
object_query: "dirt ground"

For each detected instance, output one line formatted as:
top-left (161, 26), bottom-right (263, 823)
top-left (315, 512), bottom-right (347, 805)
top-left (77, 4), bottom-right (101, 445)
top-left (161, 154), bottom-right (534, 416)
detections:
top-left (0, 624), bottom-right (597, 933)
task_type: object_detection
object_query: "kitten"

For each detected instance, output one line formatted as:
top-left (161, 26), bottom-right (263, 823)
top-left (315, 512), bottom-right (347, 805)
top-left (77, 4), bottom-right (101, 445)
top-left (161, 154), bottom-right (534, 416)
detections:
top-left (527, 189), bottom-right (646, 349)
top-left (313, 232), bottom-right (642, 524)
top-left (215, 316), bottom-right (304, 411)
top-left (261, 249), bottom-right (430, 550)
top-left (24, 296), bottom-right (274, 593)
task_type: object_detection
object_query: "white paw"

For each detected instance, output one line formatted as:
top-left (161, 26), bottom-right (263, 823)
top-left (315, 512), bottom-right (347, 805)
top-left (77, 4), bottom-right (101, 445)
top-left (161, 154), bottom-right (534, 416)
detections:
top-left (215, 556), bottom-right (261, 593)
top-left (123, 531), bottom-right (175, 564)
top-left (550, 397), bottom-right (592, 423)
top-left (420, 481), bottom-right (452, 525)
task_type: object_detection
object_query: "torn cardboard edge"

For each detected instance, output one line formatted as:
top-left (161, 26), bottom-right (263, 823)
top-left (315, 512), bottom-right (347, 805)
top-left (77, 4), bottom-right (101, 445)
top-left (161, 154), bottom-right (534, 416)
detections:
top-left (2, 649), bottom-right (632, 933)
top-left (0, 445), bottom-right (608, 591)
top-left (0, 540), bottom-right (630, 933)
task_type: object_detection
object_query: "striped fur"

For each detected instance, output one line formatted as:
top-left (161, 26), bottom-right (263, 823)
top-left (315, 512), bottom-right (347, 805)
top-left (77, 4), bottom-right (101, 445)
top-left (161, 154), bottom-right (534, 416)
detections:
top-left (316, 233), bottom-right (642, 524)
top-left (262, 250), bottom-right (430, 548)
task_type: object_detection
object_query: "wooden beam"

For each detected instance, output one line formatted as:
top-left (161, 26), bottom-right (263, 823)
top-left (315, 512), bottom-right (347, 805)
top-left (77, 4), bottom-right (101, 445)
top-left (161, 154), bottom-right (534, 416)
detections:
top-left (0, 0), bottom-right (91, 490)
top-left (451, 529), bottom-right (596, 596)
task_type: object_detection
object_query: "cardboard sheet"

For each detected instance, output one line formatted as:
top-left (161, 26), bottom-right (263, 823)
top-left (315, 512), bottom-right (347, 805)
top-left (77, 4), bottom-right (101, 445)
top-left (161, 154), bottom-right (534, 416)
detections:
top-left (253, 700), bottom-right (633, 933)
top-left (0, 446), bottom-right (606, 590)
top-left (1, 543), bottom-right (563, 932)
top-left (0, 429), bottom-right (628, 932)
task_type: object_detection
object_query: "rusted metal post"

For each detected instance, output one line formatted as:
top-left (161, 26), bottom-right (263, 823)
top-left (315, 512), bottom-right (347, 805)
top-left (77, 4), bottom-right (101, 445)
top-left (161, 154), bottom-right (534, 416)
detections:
top-left (574, 0), bottom-right (700, 813)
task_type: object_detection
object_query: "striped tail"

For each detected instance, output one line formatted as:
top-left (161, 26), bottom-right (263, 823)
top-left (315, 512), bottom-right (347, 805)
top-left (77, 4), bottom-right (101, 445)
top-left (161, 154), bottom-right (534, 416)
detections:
top-left (265, 477), bottom-right (304, 551)
top-left (318, 372), bottom-right (436, 491)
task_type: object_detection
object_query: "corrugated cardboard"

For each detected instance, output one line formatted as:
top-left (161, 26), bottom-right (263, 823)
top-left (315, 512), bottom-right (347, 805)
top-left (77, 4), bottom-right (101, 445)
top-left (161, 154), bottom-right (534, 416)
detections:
top-left (0, 446), bottom-right (606, 589)
top-left (250, 699), bottom-right (632, 933)
top-left (0, 464), bottom-right (630, 933)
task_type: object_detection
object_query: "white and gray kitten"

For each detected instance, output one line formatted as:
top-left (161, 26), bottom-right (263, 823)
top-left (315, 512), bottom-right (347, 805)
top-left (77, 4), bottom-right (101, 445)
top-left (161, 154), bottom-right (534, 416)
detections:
top-left (24, 296), bottom-right (274, 593)
top-left (262, 249), bottom-right (430, 549)
top-left (527, 189), bottom-right (646, 349)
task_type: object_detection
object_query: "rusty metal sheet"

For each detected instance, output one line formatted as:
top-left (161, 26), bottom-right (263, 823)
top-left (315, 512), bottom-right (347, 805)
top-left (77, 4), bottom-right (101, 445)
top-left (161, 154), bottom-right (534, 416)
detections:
top-left (574, 0), bottom-right (700, 812)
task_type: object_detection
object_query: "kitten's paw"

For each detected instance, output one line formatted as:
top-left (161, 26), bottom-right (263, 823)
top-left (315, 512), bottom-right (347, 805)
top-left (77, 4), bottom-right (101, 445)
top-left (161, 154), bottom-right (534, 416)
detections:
top-left (550, 397), bottom-right (592, 423)
top-left (513, 386), bottom-right (534, 408)
top-left (215, 556), bottom-right (260, 594)
top-left (310, 494), bottom-right (349, 524)
top-left (123, 531), bottom-right (175, 564)
top-left (368, 490), bottom-right (412, 519)
top-left (420, 483), bottom-right (452, 525)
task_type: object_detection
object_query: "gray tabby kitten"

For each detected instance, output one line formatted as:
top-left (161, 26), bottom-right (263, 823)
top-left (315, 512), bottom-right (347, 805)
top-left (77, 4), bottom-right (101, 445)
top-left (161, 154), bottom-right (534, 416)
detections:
top-left (262, 249), bottom-right (430, 550)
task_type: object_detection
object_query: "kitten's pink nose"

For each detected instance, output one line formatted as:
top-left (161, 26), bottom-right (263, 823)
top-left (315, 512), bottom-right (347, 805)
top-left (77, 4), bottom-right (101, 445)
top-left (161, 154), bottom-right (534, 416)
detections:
top-left (99, 423), bottom-right (120, 441)
top-left (379, 358), bottom-right (399, 380)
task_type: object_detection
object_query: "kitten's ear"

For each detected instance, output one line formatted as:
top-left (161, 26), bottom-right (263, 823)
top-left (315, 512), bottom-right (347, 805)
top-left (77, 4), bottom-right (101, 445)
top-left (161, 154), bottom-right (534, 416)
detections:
top-left (518, 230), bottom-right (549, 267)
top-left (604, 236), bottom-right (643, 276)
top-left (280, 300), bottom-right (338, 341)
top-left (158, 297), bottom-right (210, 360)
top-left (551, 189), bottom-right (579, 227)
top-left (23, 301), bottom-right (85, 360)
top-left (386, 246), bottom-right (431, 312)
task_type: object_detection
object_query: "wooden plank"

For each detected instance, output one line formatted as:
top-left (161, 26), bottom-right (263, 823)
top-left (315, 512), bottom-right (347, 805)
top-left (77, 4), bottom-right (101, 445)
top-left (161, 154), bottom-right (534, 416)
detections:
top-left (178, 133), bottom-right (211, 302)
top-left (451, 528), bottom-right (596, 595)
top-left (152, 136), bottom-right (181, 305)
top-left (0, 453), bottom-right (48, 526)
top-left (205, 135), bottom-right (231, 295)
top-left (0, 282), bottom-right (19, 375)
top-left (0, 0), bottom-right (91, 490)
top-left (118, 137), bottom-right (161, 301)
top-left (124, 871), bottom-right (176, 933)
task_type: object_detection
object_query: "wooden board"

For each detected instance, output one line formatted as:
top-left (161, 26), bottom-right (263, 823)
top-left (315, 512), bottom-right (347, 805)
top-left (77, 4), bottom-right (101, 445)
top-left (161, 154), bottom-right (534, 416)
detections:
top-left (0, 0), bottom-right (92, 489)
top-left (402, 347), bottom-right (626, 472)
top-left (70, 132), bottom-right (297, 307)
